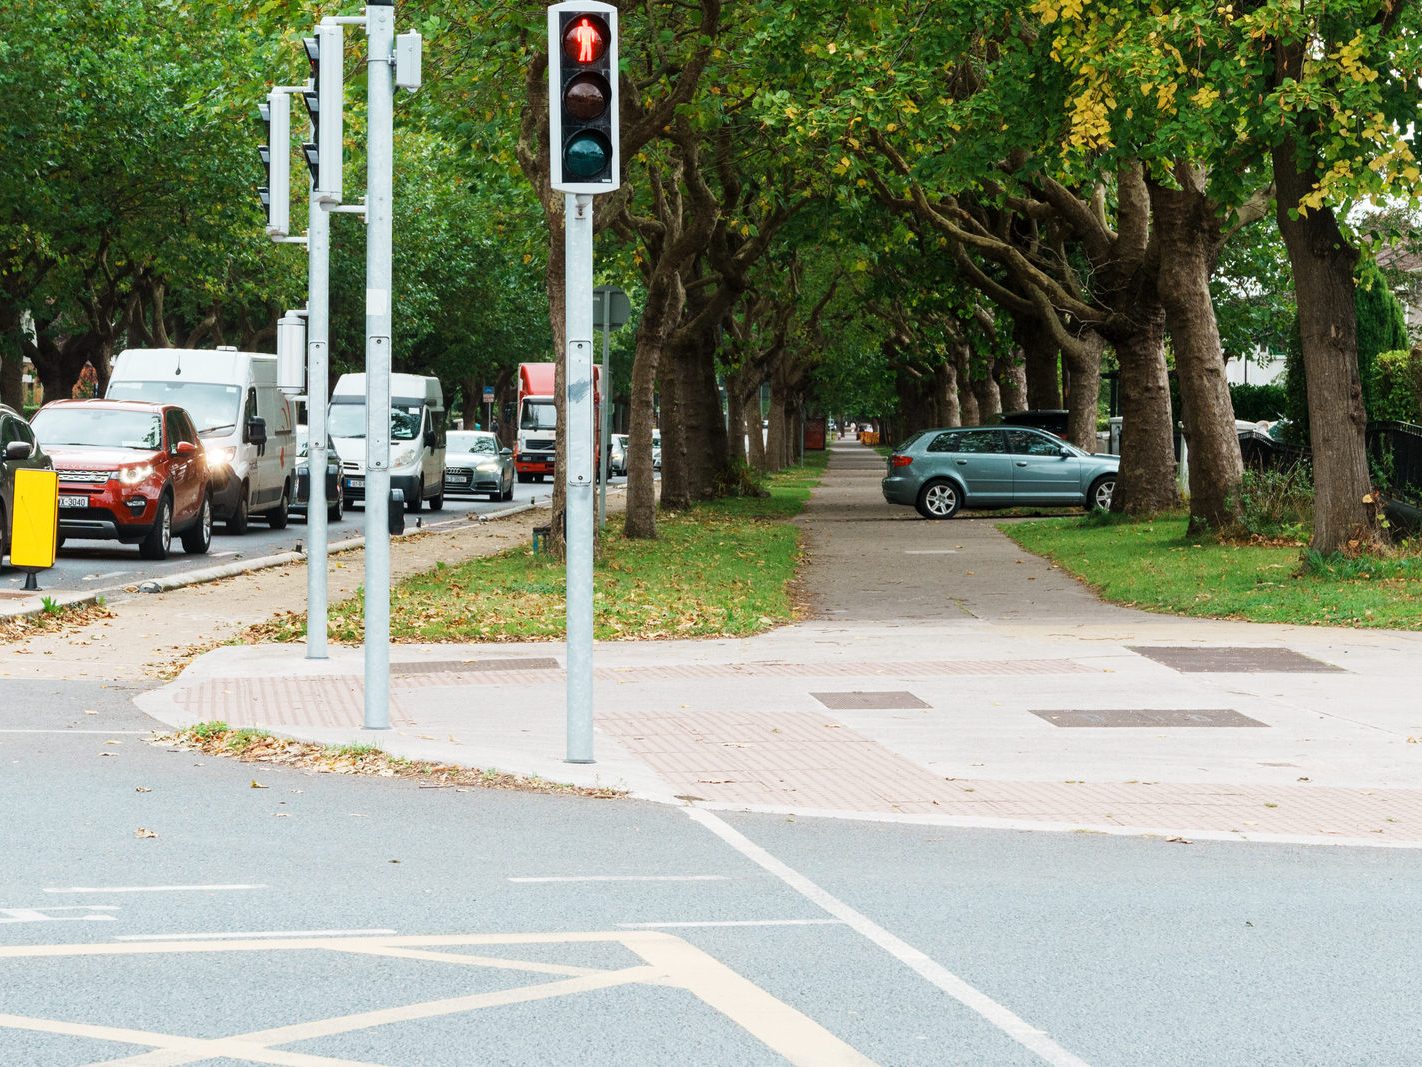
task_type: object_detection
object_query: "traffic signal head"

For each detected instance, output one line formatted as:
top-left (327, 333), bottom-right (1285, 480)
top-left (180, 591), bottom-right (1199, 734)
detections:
top-left (257, 93), bottom-right (290, 237)
top-left (548, 2), bottom-right (619, 194)
top-left (302, 24), bottom-right (343, 203)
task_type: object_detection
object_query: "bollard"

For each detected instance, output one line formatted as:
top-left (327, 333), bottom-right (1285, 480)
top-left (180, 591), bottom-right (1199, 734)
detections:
top-left (388, 489), bottom-right (406, 536)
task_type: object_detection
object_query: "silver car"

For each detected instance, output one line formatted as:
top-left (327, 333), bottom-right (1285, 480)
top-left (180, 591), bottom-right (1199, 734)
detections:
top-left (881, 426), bottom-right (1119, 520)
top-left (444, 430), bottom-right (514, 501)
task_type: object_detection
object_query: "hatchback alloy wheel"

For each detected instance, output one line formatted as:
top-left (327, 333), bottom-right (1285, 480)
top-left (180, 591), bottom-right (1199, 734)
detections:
top-left (1090, 476), bottom-right (1116, 511)
top-left (917, 480), bottom-right (961, 520)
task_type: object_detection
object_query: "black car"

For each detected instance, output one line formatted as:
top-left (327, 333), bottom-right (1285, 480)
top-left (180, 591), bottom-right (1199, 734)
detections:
top-left (290, 427), bottom-right (344, 523)
top-left (0, 405), bottom-right (54, 563)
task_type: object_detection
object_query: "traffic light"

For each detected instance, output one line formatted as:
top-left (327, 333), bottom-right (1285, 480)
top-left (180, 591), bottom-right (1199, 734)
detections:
top-left (301, 24), bottom-right (343, 203)
top-left (547, 2), bottom-right (619, 194)
top-left (257, 93), bottom-right (290, 237)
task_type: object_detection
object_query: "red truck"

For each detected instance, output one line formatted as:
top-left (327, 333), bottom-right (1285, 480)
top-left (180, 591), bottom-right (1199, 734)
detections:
top-left (514, 362), bottom-right (602, 483)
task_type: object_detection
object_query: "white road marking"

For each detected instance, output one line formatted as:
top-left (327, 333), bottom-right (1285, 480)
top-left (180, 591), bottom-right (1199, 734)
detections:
top-left (508, 874), bottom-right (729, 883)
top-left (0, 729), bottom-right (151, 735)
top-left (686, 807), bottom-right (1092, 1067)
top-left (618, 918), bottom-right (844, 929)
top-left (115, 928), bottom-right (395, 941)
top-left (0, 906), bottom-right (119, 924)
top-left (46, 884), bottom-right (266, 895)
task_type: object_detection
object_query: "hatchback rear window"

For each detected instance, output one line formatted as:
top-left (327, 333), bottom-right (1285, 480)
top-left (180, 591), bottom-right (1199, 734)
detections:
top-left (894, 432), bottom-right (925, 451)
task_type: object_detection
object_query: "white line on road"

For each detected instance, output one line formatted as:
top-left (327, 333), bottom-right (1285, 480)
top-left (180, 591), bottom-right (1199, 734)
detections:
top-left (115, 928), bottom-right (395, 941)
top-left (686, 807), bottom-right (1092, 1067)
top-left (0, 734), bottom-right (152, 739)
top-left (618, 918), bottom-right (844, 929)
top-left (507, 875), bottom-right (729, 884)
top-left (46, 884), bottom-right (267, 895)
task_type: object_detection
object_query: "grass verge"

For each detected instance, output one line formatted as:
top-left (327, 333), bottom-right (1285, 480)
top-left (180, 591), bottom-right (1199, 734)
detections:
top-left (248, 453), bottom-right (829, 645)
top-left (1002, 512), bottom-right (1422, 629)
top-left (161, 722), bottom-right (624, 798)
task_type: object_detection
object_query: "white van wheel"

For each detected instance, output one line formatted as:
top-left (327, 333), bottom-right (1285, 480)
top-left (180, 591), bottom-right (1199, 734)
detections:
top-left (225, 486), bottom-right (250, 534)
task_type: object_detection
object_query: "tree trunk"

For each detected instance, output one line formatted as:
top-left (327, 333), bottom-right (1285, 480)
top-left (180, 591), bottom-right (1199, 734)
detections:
top-left (1111, 310), bottom-right (1179, 514)
top-left (765, 383), bottom-right (788, 469)
top-left (1273, 140), bottom-right (1379, 553)
top-left (935, 360), bottom-right (960, 427)
top-left (955, 345), bottom-right (980, 425)
top-left (971, 368), bottom-right (1001, 422)
top-left (726, 386), bottom-right (746, 464)
top-left (745, 393), bottom-right (767, 470)
top-left (625, 269), bottom-right (683, 539)
top-left (994, 355), bottom-right (1027, 413)
top-left (460, 375), bottom-right (480, 429)
top-left (1151, 182), bottom-right (1243, 531)
top-left (1015, 315), bottom-right (1062, 409)
top-left (0, 325), bottom-right (23, 410)
top-left (1062, 333), bottom-right (1104, 452)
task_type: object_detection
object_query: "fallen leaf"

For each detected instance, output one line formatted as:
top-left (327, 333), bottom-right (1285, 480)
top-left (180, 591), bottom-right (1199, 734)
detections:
top-left (250, 780), bottom-right (268, 790)
top-left (1166, 836), bottom-right (1192, 844)
top-left (83, 709), bottom-right (97, 716)
top-left (135, 786), bottom-right (152, 793)
top-left (104, 739), bottom-right (123, 746)
top-left (99, 752), bottom-right (118, 758)
top-left (134, 828), bottom-right (157, 839)
top-left (272, 812), bottom-right (290, 818)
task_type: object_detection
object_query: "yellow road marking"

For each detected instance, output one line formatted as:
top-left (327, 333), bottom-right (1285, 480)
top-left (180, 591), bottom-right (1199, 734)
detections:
top-left (0, 932), bottom-right (878, 1067)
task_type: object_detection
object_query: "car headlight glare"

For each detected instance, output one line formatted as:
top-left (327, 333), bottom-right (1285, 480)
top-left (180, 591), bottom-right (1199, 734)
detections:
top-left (205, 445), bottom-right (236, 468)
top-left (118, 464), bottom-right (154, 485)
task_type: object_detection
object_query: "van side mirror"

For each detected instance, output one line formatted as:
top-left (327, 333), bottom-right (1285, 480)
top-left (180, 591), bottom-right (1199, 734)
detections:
top-left (423, 428), bottom-right (437, 448)
top-left (500, 447), bottom-right (513, 457)
top-left (246, 417), bottom-right (267, 446)
top-left (4, 440), bottom-right (32, 460)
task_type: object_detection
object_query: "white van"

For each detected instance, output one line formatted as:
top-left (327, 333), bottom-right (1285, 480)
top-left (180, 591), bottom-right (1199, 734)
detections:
top-left (106, 347), bottom-right (297, 533)
top-left (330, 373), bottom-right (446, 512)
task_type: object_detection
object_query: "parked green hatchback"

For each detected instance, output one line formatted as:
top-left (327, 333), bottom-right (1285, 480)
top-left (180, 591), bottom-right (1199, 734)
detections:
top-left (881, 426), bottom-right (1119, 520)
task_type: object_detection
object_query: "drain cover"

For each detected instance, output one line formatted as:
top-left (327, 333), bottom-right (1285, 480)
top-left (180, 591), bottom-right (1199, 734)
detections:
top-left (1030, 708), bottom-right (1268, 728)
top-left (811, 691), bottom-right (930, 710)
top-left (1128, 646), bottom-right (1344, 673)
top-left (391, 658), bottom-right (560, 676)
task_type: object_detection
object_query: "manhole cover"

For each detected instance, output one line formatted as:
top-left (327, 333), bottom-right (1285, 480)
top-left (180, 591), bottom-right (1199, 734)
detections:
top-left (1030, 708), bottom-right (1268, 728)
top-left (1128, 646), bottom-right (1344, 674)
top-left (811, 691), bottom-right (930, 710)
top-left (391, 657), bottom-right (560, 676)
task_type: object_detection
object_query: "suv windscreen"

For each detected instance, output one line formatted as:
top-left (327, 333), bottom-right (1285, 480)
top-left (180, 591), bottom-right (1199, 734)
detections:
top-left (107, 381), bottom-right (241, 436)
top-left (34, 408), bottom-right (163, 451)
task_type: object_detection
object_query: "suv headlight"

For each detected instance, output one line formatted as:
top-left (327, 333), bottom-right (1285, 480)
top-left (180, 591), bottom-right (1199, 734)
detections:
top-left (118, 464), bottom-right (155, 485)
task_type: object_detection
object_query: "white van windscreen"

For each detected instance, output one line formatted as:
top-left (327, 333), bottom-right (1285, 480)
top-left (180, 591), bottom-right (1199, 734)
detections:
top-left (107, 381), bottom-right (241, 435)
top-left (328, 402), bottom-right (421, 441)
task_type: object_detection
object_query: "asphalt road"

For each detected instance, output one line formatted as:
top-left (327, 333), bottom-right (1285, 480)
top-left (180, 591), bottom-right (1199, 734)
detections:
top-left (3, 681), bottom-right (1420, 1066)
top-left (1, 475), bottom-right (624, 600)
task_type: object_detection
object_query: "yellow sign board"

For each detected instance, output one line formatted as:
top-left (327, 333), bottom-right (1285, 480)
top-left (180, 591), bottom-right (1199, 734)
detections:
top-left (10, 467), bottom-right (59, 571)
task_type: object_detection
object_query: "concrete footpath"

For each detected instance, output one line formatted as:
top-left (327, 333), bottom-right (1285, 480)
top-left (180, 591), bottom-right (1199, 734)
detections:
top-left (139, 442), bottom-right (1422, 847)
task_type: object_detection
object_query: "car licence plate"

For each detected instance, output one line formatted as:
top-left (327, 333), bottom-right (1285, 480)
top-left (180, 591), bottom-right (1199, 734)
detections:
top-left (346, 477), bottom-right (364, 490)
top-left (446, 473), bottom-right (469, 485)
top-left (59, 495), bottom-right (87, 509)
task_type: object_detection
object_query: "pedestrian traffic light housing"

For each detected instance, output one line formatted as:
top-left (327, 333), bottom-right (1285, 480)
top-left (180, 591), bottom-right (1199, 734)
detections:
top-left (547, 1), bottom-right (619, 194)
top-left (301, 24), bottom-right (343, 203)
top-left (257, 93), bottom-right (290, 237)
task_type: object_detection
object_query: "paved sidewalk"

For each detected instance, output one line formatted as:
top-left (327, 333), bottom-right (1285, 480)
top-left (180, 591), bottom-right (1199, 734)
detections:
top-left (140, 442), bottom-right (1422, 847)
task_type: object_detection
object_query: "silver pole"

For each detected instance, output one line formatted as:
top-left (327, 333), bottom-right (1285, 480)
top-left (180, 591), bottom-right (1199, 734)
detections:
top-left (306, 158), bottom-right (330, 660)
top-left (363, 0), bottom-right (395, 730)
top-left (565, 193), bottom-right (595, 763)
top-left (598, 292), bottom-right (611, 529)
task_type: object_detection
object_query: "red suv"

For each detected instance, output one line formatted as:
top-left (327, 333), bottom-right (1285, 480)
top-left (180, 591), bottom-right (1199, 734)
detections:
top-left (30, 399), bottom-right (212, 560)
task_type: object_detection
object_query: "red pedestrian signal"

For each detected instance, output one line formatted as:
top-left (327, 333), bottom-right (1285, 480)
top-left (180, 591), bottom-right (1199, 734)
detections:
top-left (548, 3), bottom-right (619, 193)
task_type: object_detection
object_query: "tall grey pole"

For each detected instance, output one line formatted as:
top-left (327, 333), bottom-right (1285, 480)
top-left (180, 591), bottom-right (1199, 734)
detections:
top-left (598, 294), bottom-right (611, 529)
top-left (565, 193), bottom-right (595, 763)
top-left (305, 161), bottom-right (330, 660)
top-left (363, 0), bottom-right (395, 730)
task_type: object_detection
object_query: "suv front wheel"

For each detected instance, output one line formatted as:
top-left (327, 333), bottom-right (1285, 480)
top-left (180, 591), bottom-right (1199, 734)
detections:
top-left (138, 493), bottom-right (173, 560)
